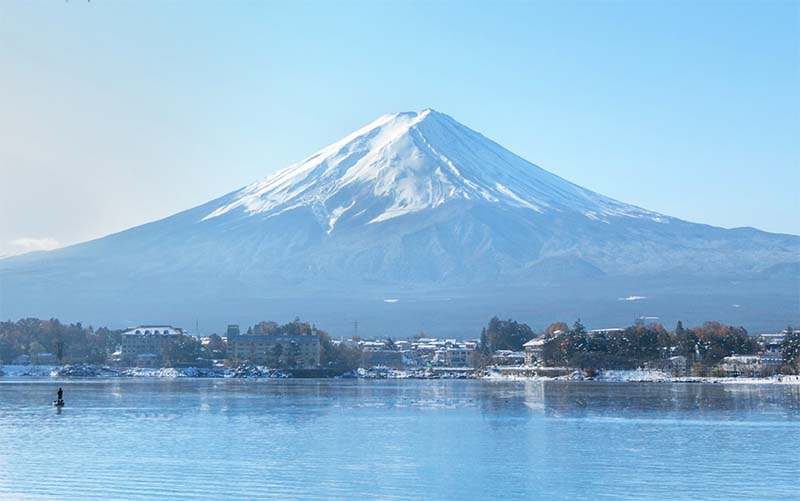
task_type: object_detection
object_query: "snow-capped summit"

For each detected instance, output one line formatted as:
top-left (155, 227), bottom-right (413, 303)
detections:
top-left (203, 109), bottom-right (664, 231)
top-left (1, 110), bottom-right (797, 335)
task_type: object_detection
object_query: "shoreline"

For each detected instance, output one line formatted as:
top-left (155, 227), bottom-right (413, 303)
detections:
top-left (1, 364), bottom-right (798, 384)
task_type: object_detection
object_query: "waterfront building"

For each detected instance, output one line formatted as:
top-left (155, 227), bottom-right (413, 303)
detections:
top-left (444, 347), bottom-right (474, 367)
top-left (357, 339), bottom-right (414, 368)
top-left (757, 352), bottom-right (784, 370)
top-left (720, 355), bottom-right (762, 377)
top-left (410, 337), bottom-right (477, 367)
top-left (492, 350), bottom-right (525, 366)
top-left (118, 325), bottom-right (185, 366)
top-left (653, 355), bottom-right (689, 376)
top-left (523, 337), bottom-right (548, 365)
top-left (758, 332), bottom-right (787, 354)
top-left (228, 328), bottom-right (320, 367)
top-left (720, 353), bottom-right (783, 377)
top-left (362, 349), bottom-right (404, 368)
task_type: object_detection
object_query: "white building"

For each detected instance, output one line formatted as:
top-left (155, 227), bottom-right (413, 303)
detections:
top-left (118, 325), bottom-right (185, 366)
top-left (444, 347), bottom-right (474, 367)
top-left (492, 350), bottom-right (525, 366)
top-left (523, 337), bottom-right (548, 366)
top-left (409, 337), bottom-right (477, 367)
top-left (758, 332), bottom-right (787, 354)
top-left (720, 354), bottom-right (782, 377)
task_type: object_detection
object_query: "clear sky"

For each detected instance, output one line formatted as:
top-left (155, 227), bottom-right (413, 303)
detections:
top-left (1, 1), bottom-right (797, 256)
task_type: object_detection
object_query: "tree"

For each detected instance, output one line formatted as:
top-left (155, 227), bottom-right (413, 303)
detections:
top-left (55, 330), bottom-right (65, 362)
top-left (544, 322), bottom-right (568, 337)
top-left (571, 319), bottom-right (586, 337)
top-left (319, 331), bottom-right (361, 372)
top-left (0, 318), bottom-right (120, 366)
top-left (286, 341), bottom-right (301, 368)
top-left (160, 335), bottom-right (202, 367)
top-left (203, 334), bottom-right (227, 359)
top-left (782, 328), bottom-right (800, 371)
top-left (481, 317), bottom-right (534, 352)
top-left (540, 337), bottom-right (564, 367)
top-left (564, 330), bottom-right (589, 366)
top-left (479, 328), bottom-right (490, 354)
top-left (269, 343), bottom-right (284, 368)
top-left (677, 329), bottom-right (701, 362)
top-left (29, 341), bottom-right (46, 364)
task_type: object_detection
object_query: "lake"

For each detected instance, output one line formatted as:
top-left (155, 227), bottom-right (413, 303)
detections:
top-left (0, 379), bottom-right (797, 500)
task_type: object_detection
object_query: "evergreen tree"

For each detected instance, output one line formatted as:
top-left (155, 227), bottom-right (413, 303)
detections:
top-left (481, 317), bottom-right (534, 352)
top-left (479, 328), bottom-right (489, 354)
top-left (56, 337), bottom-right (64, 362)
top-left (269, 343), bottom-right (283, 367)
top-left (286, 341), bottom-right (301, 368)
top-left (571, 319), bottom-right (586, 336)
top-left (782, 327), bottom-right (800, 370)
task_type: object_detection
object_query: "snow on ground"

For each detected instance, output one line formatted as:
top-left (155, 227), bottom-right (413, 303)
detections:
top-left (483, 368), bottom-right (800, 384)
top-left (1, 365), bottom-right (57, 377)
top-left (2, 365), bottom-right (798, 383)
top-left (121, 368), bottom-right (190, 378)
top-left (599, 370), bottom-right (800, 384)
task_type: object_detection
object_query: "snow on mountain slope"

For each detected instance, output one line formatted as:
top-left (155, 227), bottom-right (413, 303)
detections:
top-left (202, 109), bottom-right (667, 231)
top-left (0, 109), bottom-right (797, 335)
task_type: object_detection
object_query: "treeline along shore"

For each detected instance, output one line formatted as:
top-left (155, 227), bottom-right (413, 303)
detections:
top-left (0, 317), bottom-right (798, 380)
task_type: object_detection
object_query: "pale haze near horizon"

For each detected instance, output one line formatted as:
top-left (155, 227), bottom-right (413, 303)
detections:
top-left (1, 1), bottom-right (797, 257)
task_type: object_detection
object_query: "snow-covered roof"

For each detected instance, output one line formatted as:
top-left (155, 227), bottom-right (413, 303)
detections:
top-left (721, 355), bottom-right (760, 364)
top-left (588, 328), bottom-right (625, 334)
top-left (523, 338), bottom-right (547, 347)
top-left (123, 326), bottom-right (184, 336)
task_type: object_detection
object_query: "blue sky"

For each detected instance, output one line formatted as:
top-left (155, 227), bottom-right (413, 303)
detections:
top-left (0, 1), bottom-right (797, 255)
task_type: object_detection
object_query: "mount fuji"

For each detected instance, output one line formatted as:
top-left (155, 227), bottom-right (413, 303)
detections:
top-left (1, 110), bottom-right (797, 335)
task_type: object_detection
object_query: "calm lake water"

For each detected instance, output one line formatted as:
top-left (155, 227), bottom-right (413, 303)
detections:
top-left (0, 379), bottom-right (798, 500)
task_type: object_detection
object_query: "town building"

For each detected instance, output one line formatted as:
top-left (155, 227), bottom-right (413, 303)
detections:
top-left (491, 350), bottom-right (525, 366)
top-left (410, 337), bottom-right (477, 367)
top-left (758, 332), bottom-right (786, 354)
top-left (357, 339), bottom-right (405, 367)
top-left (720, 354), bottom-right (783, 377)
top-left (655, 355), bottom-right (689, 376)
top-left (362, 349), bottom-right (404, 368)
top-left (117, 325), bottom-right (185, 366)
top-left (227, 326), bottom-right (320, 367)
top-left (444, 347), bottom-right (475, 367)
top-left (523, 337), bottom-right (548, 366)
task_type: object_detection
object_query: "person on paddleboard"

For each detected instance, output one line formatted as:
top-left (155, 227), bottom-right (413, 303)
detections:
top-left (56, 387), bottom-right (63, 406)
